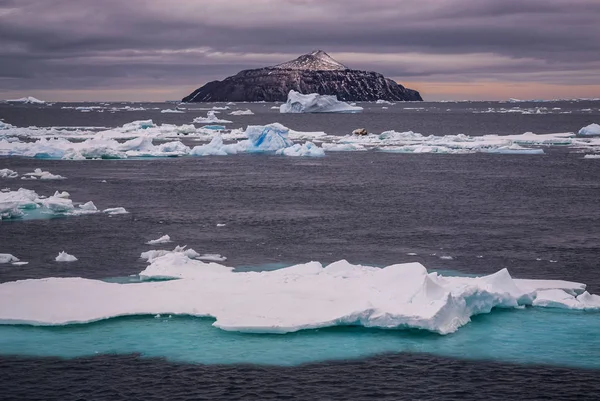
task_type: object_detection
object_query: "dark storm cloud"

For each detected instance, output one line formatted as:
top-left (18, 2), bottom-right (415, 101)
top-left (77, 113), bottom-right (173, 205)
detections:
top-left (0, 0), bottom-right (599, 99)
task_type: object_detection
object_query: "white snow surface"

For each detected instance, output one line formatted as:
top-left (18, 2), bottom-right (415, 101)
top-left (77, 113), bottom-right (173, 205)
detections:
top-left (0, 256), bottom-right (597, 333)
top-left (273, 50), bottom-right (348, 71)
top-left (280, 91), bottom-right (363, 114)
top-left (55, 251), bottom-right (78, 262)
top-left (579, 123), bottom-right (600, 136)
top-left (146, 235), bottom-right (172, 245)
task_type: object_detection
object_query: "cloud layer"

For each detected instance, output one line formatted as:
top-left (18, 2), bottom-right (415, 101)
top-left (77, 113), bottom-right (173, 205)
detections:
top-left (1, 0), bottom-right (599, 100)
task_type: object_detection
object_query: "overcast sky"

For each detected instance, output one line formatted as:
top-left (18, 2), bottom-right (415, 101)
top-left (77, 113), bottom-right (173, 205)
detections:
top-left (1, 0), bottom-right (599, 101)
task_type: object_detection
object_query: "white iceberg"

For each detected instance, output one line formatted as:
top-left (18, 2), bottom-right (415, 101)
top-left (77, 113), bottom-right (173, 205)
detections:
top-left (79, 201), bottom-right (97, 211)
top-left (146, 235), bottom-right (172, 245)
top-left (197, 254), bottom-right (227, 262)
top-left (6, 96), bottom-right (45, 104)
top-left (276, 142), bottom-right (325, 157)
top-left (0, 258), bottom-right (597, 334)
top-left (140, 245), bottom-right (200, 263)
top-left (0, 169), bottom-right (18, 178)
top-left (192, 111), bottom-right (232, 124)
top-left (55, 251), bottom-right (77, 262)
top-left (229, 109), bottom-right (254, 116)
top-left (376, 100), bottom-right (395, 105)
top-left (579, 123), bottom-right (600, 136)
top-left (23, 168), bottom-right (66, 180)
top-left (160, 109), bottom-right (185, 114)
top-left (584, 154), bottom-right (600, 159)
top-left (280, 90), bottom-right (363, 113)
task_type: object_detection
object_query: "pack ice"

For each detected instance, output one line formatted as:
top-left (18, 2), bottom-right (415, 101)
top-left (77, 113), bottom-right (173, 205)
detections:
top-left (0, 254), bottom-right (597, 334)
top-left (280, 90), bottom-right (363, 113)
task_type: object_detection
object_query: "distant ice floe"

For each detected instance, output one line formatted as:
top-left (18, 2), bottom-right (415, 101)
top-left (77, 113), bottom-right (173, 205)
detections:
top-left (5, 96), bottom-right (45, 104)
top-left (192, 111), bottom-right (232, 124)
top-left (22, 168), bottom-right (66, 180)
top-left (103, 207), bottom-right (128, 215)
top-left (376, 100), bottom-right (395, 105)
top-left (160, 109), bottom-right (185, 114)
top-left (0, 254), bottom-right (20, 264)
top-left (0, 254), bottom-right (597, 334)
top-left (0, 188), bottom-right (123, 221)
top-left (0, 169), bottom-right (18, 178)
top-left (229, 109), bottom-right (254, 116)
top-left (584, 154), bottom-right (600, 159)
top-left (579, 123), bottom-right (600, 136)
top-left (280, 90), bottom-right (363, 113)
top-left (146, 235), bottom-right (172, 245)
top-left (55, 251), bottom-right (77, 262)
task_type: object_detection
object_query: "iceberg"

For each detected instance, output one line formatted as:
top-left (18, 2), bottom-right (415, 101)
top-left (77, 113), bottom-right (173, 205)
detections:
top-left (0, 258), bottom-right (597, 334)
top-left (229, 109), bottom-right (254, 116)
top-left (55, 251), bottom-right (78, 262)
top-left (160, 109), bottom-right (185, 114)
top-left (23, 168), bottom-right (66, 180)
top-left (0, 169), bottom-right (18, 178)
top-left (584, 154), bottom-right (600, 159)
top-left (579, 123), bottom-right (600, 136)
top-left (280, 90), bottom-right (363, 113)
top-left (103, 207), bottom-right (128, 215)
top-left (192, 111), bottom-right (232, 124)
top-left (5, 96), bottom-right (45, 104)
top-left (146, 235), bottom-right (172, 245)
top-left (276, 141), bottom-right (325, 157)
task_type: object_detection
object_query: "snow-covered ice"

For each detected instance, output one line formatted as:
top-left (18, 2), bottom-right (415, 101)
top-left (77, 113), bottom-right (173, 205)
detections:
top-left (0, 169), bottom-right (18, 178)
top-left (160, 109), bottom-right (185, 114)
top-left (23, 168), bottom-right (66, 180)
top-left (280, 90), bottom-right (363, 113)
top-left (0, 257), bottom-right (597, 334)
top-left (146, 235), bottom-right (172, 245)
top-left (584, 154), bottom-right (600, 159)
top-left (579, 123), bottom-right (600, 136)
top-left (229, 109), bottom-right (254, 116)
top-left (103, 207), bottom-right (128, 215)
top-left (55, 252), bottom-right (78, 262)
top-left (193, 111), bottom-right (232, 124)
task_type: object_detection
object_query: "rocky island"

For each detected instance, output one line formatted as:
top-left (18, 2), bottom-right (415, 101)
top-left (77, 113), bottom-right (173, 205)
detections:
top-left (183, 50), bottom-right (422, 102)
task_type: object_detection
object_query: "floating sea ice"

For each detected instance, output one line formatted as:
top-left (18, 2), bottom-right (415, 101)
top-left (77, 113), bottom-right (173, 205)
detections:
top-left (0, 254), bottom-right (19, 264)
top-left (276, 142), bottom-right (325, 157)
top-left (23, 168), bottom-right (66, 180)
top-left (55, 251), bottom-right (77, 262)
top-left (322, 143), bottom-right (367, 152)
top-left (160, 109), bottom-right (185, 114)
top-left (578, 123), bottom-right (600, 136)
top-left (140, 245), bottom-right (200, 263)
top-left (229, 109), bottom-right (254, 116)
top-left (376, 100), bottom-right (395, 105)
top-left (103, 207), bottom-right (128, 215)
top-left (280, 90), bottom-right (363, 113)
top-left (193, 111), bottom-right (232, 124)
top-left (146, 235), bottom-right (172, 245)
top-left (79, 201), bottom-right (97, 211)
top-left (440, 256), bottom-right (454, 260)
top-left (197, 254), bottom-right (227, 262)
top-left (0, 169), bottom-right (18, 178)
top-left (584, 154), bottom-right (600, 159)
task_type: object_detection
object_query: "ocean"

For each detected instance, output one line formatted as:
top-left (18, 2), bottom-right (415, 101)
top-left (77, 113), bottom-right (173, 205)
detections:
top-left (1, 100), bottom-right (599, 400)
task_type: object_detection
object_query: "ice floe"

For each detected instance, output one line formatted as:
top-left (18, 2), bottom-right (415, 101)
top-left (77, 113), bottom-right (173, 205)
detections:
top-left (579, 123), bottom-right (600, 136)
top-left (0, 169), bottom-right (18, 178)
top-left (0, 257), bottom-right (597, 334)
top-left (146, 235), bottom-right (172, 245)
top-left (192, 111), bottom-right (232, 124)
top-left (103, 207), bottom-right (128, 215)
top-left (0, 188), bottom-right (122, 221)
top-left (160, 109), bottom-right (185, 114)
top-left (0, 254), bottom-right (19, 264)
top-left (584, 154), bottom-right (600, 159)
top-left (55, 251), bottom-right (78, 262)
top-left (280, 90), bottom-right (363, 113)
top-left (22, 168), bottom-right (66, 180)
top-left (229, 109), bottom-right (254, 116)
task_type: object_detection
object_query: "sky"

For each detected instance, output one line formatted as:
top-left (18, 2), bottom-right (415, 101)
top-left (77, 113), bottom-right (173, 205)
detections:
top-left (1, 0), bottom-right (599, 101)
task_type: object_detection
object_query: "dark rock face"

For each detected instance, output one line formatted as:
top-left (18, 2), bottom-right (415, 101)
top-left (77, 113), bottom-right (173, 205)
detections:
top-left (183, 51), bottom-right (422, 102)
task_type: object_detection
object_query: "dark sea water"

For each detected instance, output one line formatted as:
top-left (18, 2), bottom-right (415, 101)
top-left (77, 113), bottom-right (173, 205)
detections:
top-left (1, 100), bottom-right (600, 400)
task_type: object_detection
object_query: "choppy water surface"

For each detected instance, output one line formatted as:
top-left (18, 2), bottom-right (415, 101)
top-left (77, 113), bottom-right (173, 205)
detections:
top-left (1, 100), bottom-right (600, 400)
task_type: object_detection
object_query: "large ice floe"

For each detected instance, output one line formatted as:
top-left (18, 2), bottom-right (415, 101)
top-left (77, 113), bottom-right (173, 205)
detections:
top-left (5, 96), bottom-right (45, 104)
top-left (280, 90), bottom-right (363, 113)
top-left (192, 111), bottom-right (232, 124)
top-left (0, 253), bottom-right (597, 334)
top-left (0, 187), bottom-right (122, 220)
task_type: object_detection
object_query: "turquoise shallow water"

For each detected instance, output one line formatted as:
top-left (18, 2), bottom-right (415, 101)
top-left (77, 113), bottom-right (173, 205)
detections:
top-left (1, 307), bottom-right (598, 369)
